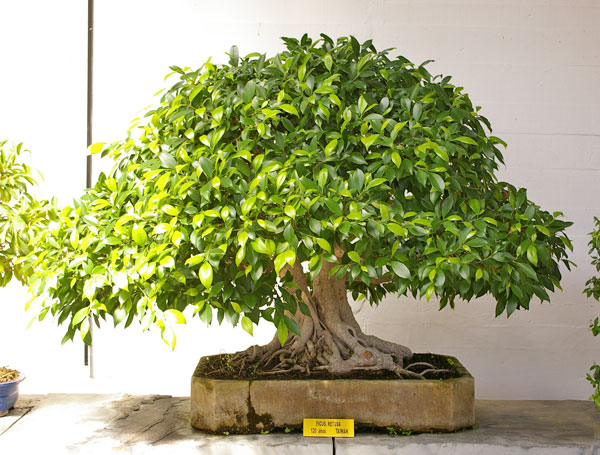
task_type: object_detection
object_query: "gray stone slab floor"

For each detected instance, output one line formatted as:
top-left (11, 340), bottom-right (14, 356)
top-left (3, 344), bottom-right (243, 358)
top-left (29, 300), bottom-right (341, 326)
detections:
top-left (337, 400), bottom-right (600, 455)
top-left (0, 395), bottom-right (598, 454)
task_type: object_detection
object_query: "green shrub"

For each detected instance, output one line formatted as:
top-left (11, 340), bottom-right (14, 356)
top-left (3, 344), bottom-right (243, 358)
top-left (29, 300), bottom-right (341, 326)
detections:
top-left (584, 217), bottom-right (600, 406)
top-left (0, 141), bottom-right (54, 287)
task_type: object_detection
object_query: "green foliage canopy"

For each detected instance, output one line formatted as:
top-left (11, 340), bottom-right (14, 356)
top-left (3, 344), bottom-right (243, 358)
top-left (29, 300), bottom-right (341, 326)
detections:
top-left (0, 141), bottom-right (54, 287)
top-left (27, 35), bottom-right (573, 347)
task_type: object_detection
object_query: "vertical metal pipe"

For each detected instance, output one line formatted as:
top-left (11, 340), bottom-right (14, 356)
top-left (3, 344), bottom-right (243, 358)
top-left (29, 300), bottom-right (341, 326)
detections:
top-left (85, 0), bottom-right (94, 378)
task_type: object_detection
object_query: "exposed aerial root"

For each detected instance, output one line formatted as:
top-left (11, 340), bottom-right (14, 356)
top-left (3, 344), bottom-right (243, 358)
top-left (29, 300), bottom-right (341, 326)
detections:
top-left (405, 362), bottom-right (436, 371)
top-left (230, 319), bottom-right (450, 380)
top-left (420, 368), bottom-right (451, 376)
top-left (228, 258), bottom-right (451, 380)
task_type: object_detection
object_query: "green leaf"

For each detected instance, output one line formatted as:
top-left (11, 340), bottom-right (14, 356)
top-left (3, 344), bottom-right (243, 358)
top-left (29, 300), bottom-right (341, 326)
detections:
top-left (516, 262), bottom-right (538, 280)
top-left (199, 262), bottom-right (214, 288)
top-left (495, 301), bottom-right (506, 317)
top-left (235, 246), bottom-right (246, 266)
top-left (229, 45), bottom-right (239, 66)
top-left (468, 199), bottom-right (481, 214)
top-left (113, 306), bottom-right (127, 325)
top-left (527, 245), bottom-right (538, 266)
top-left (456, 136), bottom-right (478, 146)
top-left (284, 205), bottom-right (296, 218)
top-left (315, 85), bottom-right (334, 94)
top-left (241, 316), bottom-right (253, 335)
top-left (160, 256), bottom-right (175, 268)
top-left (252, 238), bottom-right (276, 256)
top-left (412, 103), bottom-right (422, 122)
top-left (536, 225), bottom-right (551, 236)
top-left (387, 223), bottom-right (406, 236)
top-left (189, 85), bottom-right (203, 103)
top-left (212, 106), bottom-right (224, 124)
top-left (186, 255), bottom-right (204, 266)
top-left (274, 250), bottom-right (296, 274)
top-left (317, 168), bottom-right (328, 188)
top-left (525, 205), bottom-right (536, 220)
top-left (241, 196), bottom-right (256, 215)
top-left (349, 169), bottom-right (365, 192)
top-left (80, 318), bottom-right (90, 343)
top-left (132, 224), bottom-right (148, 246)
top-left (284, 315), bottom-right (301, 336)
top-left (309, 219), bottom-right (321, 235)
top-left (390, 121), bottom-right (407, 140)
top-left (83, 276), bottom-right (103, 301)
top-left (298, 64), bottom-right (306, 82)
top-left (324, 139), bottom-right (338, 156)
top-left (429, 173), bottom-right (445, 192)
top-left (361, 134), bottom-right (379, 150)
top-left (166, 309), bottom-right (186, 324)
top-left (507, 299), bottom-right (517, 317)
top-left (242, 80), bottom-right (256, 103)
top-left (72, 308), bottom-right (89, 326)
top-left (366, 178), bottom-right (387, 190)
top-left (277, 319), bottom-right (288, 346)
top-left (198, 156), bottom-right (213, 177)
top-left (69, 229), bottom-right (79, 249)
top-left (390, 261), bottom-right (410, 279)
top-left (433, 147), bottom-right (449, 162)
top-left (358, 96), bottom-right (368, 115)
top-left (323, 53), bottom-right (333, 71)
top-left (162, 204), bottom-right (180, 216)
top-left (88, 142), bottom-right (105, 155)
top-left (279, 104), bottom-right (299, 116)
top-left (316, 238), bottom-right (331, 252)
top-left (159, 152), bottom-right (177, 169)
top-left (391, 152), bottom-right (402, 168)
top-left (348, 251), bottom-right (361, 263)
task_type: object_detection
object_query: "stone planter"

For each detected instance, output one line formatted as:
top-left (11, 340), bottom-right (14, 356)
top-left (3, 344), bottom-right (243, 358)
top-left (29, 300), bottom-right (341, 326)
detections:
top-left (190, 355), bottom-right (474, 434)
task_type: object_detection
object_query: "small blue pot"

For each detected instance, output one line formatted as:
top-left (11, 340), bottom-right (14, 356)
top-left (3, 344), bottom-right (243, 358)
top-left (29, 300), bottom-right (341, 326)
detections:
top-left (0, 375), bottom-right (25, 413)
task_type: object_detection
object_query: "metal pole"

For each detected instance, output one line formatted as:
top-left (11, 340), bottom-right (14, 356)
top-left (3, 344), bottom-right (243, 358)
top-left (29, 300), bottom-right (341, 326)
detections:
top-left (85, 0), bottom-right (94, 379)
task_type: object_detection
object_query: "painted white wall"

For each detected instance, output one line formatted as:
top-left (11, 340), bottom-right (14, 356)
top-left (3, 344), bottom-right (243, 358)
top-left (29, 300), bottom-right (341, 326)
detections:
top-left (0, 0), bottom-right (598, 399)
top-left (0, 1), bottom-right (91, 391)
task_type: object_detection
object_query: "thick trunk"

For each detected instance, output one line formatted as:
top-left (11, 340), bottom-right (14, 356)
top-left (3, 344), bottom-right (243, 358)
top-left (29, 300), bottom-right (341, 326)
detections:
top-left (311, 260), bottom-right (412, 374)
top-left (234, 259), bottom-right (448, 379)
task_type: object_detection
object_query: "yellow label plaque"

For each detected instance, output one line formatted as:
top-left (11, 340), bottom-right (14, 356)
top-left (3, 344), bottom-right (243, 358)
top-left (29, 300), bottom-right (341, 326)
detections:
top-left (303, 418), bottom-right (355, 437)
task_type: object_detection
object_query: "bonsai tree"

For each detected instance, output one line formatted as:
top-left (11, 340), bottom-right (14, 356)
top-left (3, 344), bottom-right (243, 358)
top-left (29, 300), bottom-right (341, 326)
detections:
top-left (0, 140), bottom-right (54, 287)
top-left (584, 217), bottom-right (600, 406)
top-left (27, 35), bottom-right (573, 378)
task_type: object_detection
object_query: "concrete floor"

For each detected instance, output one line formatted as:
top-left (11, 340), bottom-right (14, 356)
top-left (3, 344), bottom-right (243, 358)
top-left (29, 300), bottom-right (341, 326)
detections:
top-left (0, 395), bottom-right (599, 454)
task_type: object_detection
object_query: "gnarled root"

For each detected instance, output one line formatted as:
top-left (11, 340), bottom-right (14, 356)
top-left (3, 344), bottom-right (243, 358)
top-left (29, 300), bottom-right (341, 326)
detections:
top-left (230, 259), bottom-right (450, 380)
top-left (230, 319), bottom-right (448, 379)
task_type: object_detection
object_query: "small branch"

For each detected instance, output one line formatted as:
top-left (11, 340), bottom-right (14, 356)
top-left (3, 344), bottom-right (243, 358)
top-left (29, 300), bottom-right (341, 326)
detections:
top-left (355, 274), bottom-right (395, 285)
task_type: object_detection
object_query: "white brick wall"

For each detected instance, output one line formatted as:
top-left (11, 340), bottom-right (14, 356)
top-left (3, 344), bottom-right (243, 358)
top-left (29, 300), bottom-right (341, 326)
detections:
top-left (0, 0), bottom-right (598, 399)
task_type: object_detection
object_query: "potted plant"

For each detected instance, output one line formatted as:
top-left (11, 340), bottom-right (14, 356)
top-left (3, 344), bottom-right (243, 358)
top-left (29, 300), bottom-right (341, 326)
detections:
top-left (26, 35), bottom-right (573, 431)
top-left (0, 140), bottom-right (54, 416)
top-left (0, 367), bottom-right (23, 417)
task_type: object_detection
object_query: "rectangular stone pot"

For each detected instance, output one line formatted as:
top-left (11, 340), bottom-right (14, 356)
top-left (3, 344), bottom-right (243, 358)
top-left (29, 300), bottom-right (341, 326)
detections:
top-left (190, 355), bottom-right (474, 434)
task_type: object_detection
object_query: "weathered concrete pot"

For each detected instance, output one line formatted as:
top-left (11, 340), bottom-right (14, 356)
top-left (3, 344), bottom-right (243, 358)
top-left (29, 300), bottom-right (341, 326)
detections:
top-left (191, 355), bottom-right (474, 434)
